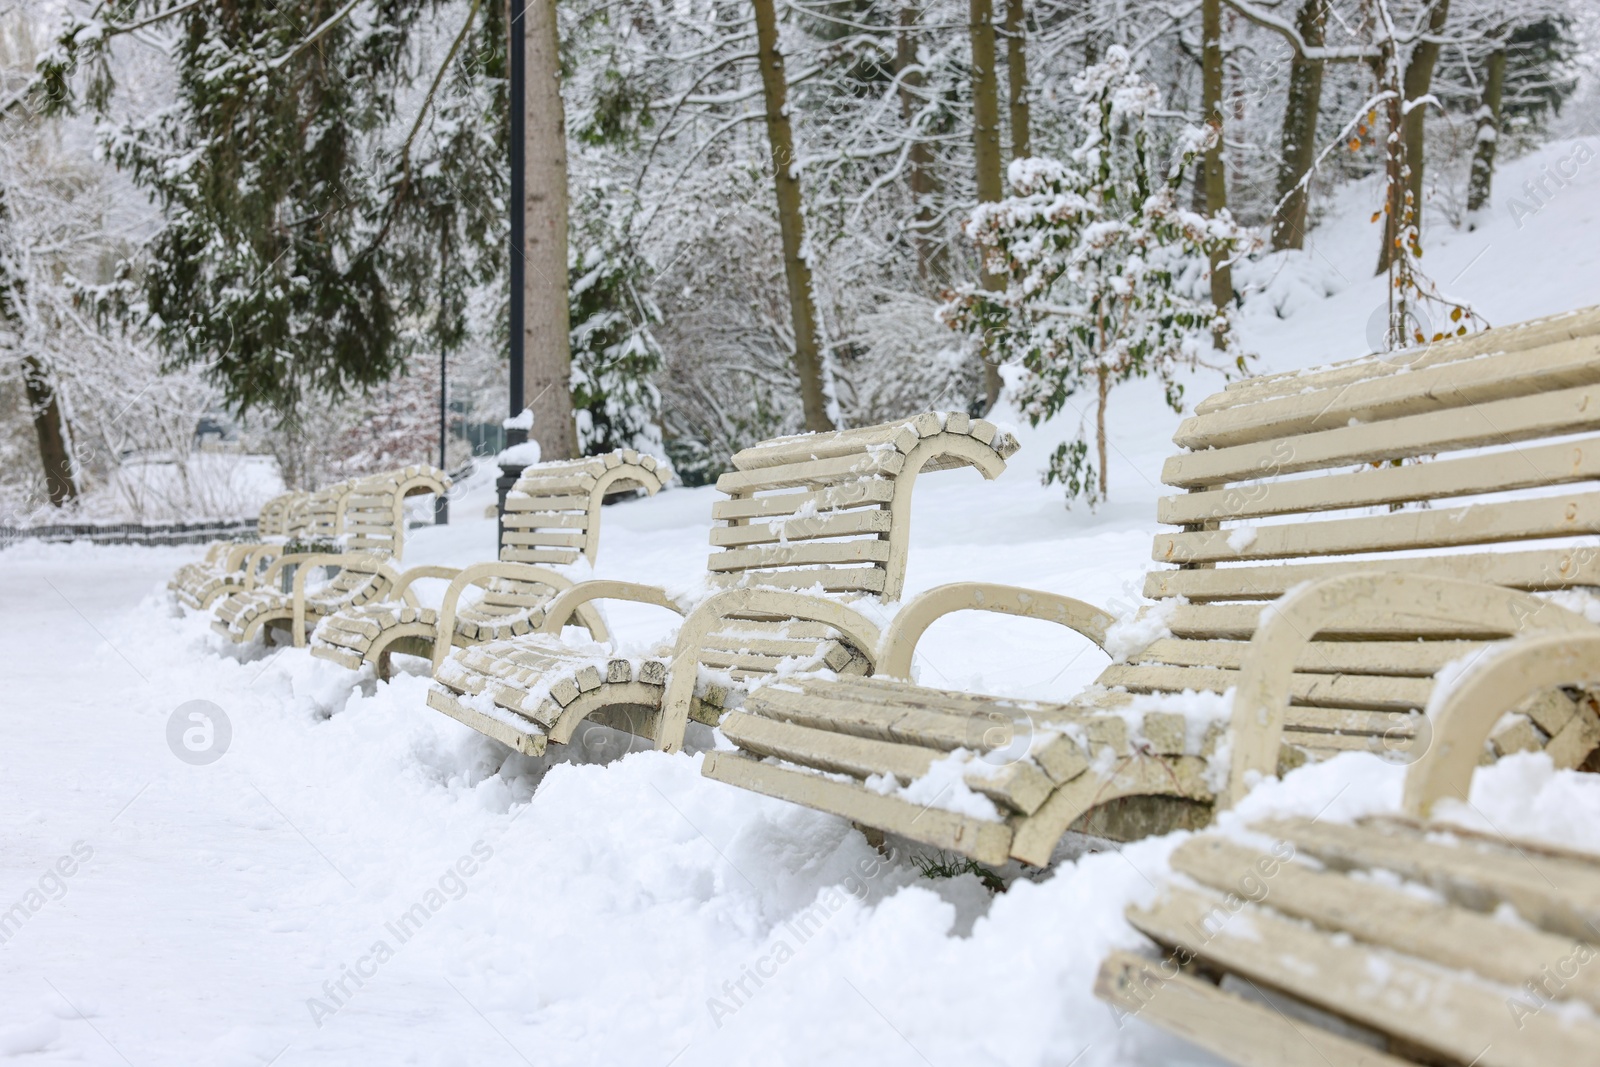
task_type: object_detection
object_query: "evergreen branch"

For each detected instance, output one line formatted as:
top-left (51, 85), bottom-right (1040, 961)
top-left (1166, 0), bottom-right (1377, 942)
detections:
top-left (116, 0), bottom-right (207, 35)
top-left (361, 0), bottom-right (483, 259)
top-left (268, 0), bottom-right (365, 70)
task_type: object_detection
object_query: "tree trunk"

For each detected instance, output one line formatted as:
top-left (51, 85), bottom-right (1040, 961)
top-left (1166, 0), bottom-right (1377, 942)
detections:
top-left (1003, 0), bottom-right (1030, 160)
top-left (1379, 0), bottom-right (1449, 273)
top-left (896, 4), bottom-right (944, 284)
top-left (1270, 0), bottom-right (1325, 250)
top-left (969, 0), bottom-right (1005, 409)
top-left (1402, 0), bottom-right (1449, 220)
top-left (1200, 0), bottom-right (1232, 344)
top-left (1375, 38), bottom-right (1409, 340)
top-left (22, 355), bottom-right (78, 506)
top-left (1095, 365), bottom-right (1109, 499)
top-left (1466, 44), bottom-right (1506, 220)
top-left (522, 0), bottom-right (578, 459)
top-left (753, 0), bottom-right (834, 432)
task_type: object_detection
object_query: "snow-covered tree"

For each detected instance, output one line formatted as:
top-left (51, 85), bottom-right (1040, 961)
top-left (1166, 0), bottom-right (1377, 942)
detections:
top-left (568, 186), bottom-right (663, 456)
top-left (942, 49), bottom-right (1256, 504)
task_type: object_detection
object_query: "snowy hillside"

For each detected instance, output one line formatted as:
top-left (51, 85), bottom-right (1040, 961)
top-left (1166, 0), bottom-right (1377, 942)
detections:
top-left (4, 139), bottom-right (1600, 1066)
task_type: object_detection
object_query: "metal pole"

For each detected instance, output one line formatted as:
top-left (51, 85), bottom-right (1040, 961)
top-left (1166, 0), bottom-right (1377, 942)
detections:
top-left (499, 0), bottom-right (528, 548)
top-left (436, 340), bottom-right (449, 523)
top-left (507, 0), bottom-right (526, 448)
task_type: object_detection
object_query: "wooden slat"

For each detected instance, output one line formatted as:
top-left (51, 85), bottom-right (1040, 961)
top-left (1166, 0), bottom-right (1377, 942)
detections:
top-left (502, 508), bottom-right (592, 524)
top-left (709, 567), bottom-right (887, 594)
top-left (707, 539), bottom-right (892, 573)
top-left (1156, 491), bottom-right (1600, 565)
top-left (500, 530), bottom-right (586, 548)
top-left (1173, 336), bottom-right (1600, 451)
top-left (505, 493), bottom-right (591, 513)
top-left (1166, 602), bottom-right (1514, 641)
top-left (1133, 637), bottom-right (1485, 677)
top-left (1196, 307), bottom-right (1600, 413)
top-left (1172, 836), bottom-right (1600, 1011)
top-left (1095, 951), bottom-right (1414, 1067)
top-left (1167, 383), bottom-right (1600, 489)
top-left (1145, 546), bottom-right (1600, 601)
top-left (1097, 662), bottom-right (1432, 712)
top-left (1159, 435), bottom-right (1600, 524)
top-left (716, 452), bottom-right (906, 495)
top-left (500, 547), bottom-right (582, 565)
top-left (710, 480), bottom-right (897, 521)
top-left (1129, 885), bottom-right (1600, 1067)
top-left (747, 683), bottom-right (985, 749)
top-left (701, 751), bottom-right (1012, 865)
top-left (732, 421), bottom-right (923, 469)
top-left (1257, 817), bottom-right (1600, 941)
top-left (721, 713), bottom-right (1055, 814)
top-left (722, 712), bottom-right (936, 783)
top-left (709, 508), bottom-right (892, 547)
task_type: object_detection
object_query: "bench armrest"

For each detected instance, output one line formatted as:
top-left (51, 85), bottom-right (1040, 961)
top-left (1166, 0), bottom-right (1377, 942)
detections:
top-left (389, 565), bottom-right (463, 607)
top-left (431, 562), bottom-right (584, 671)
top-left (291, 552), bottom-right (394, 647)
top-left (240, 544), bottom-right (283, 588)
top-left (877, 582), bottom-right (1115, 679)
top-left (1225, 574), bottom-right (1595, 810)
top-left (655, 588), bottom-right (884, 755)
top-left (536, 581), bottom-right (689, 635)
top-left (1403, 630), bottom-right (1600, 818)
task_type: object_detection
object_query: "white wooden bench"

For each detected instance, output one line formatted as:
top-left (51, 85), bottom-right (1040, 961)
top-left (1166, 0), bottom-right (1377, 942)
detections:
top-left (700, 306), bottom-right (1600, 866)
top-left (211, 466), bottom-right (450, 645)
top-left (169, 487), bottom-right (331, 610)
top-left (1097, 802), bottom-right (1600, 1066)
top-left (424, 413), bottom-right (1020, 756)
top-left (309, 451), bottom-right (667, 677)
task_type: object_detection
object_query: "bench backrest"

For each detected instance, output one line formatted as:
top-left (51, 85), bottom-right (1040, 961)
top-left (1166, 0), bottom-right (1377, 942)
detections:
top-left (255, 492), bottom-right (305, 538)
top-left (1106, 306), bottom-right (1600, 757)
top-left (709, 412), bottom-right (1019, 603)
top-left (341, 465), bottom-right (452, 558)
top-left (302, 482), bottom-right (356, 542)
top-left (500, 450), bottom-right (668, 567)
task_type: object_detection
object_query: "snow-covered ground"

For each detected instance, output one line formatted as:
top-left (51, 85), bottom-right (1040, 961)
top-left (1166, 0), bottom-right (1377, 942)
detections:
top-left (5, 139), bottom-right (1600, 1065)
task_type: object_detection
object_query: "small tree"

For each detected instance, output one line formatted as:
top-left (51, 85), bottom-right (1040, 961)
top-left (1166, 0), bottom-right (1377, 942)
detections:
top-left (568, 187), bottom-right (664, 457)
top-left (941, 47), bottom-right (1254, 505)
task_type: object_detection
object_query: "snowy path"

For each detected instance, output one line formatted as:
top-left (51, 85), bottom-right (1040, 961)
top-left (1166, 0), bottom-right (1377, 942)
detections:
top-left (0, 539), bottom-right (1184, 1066)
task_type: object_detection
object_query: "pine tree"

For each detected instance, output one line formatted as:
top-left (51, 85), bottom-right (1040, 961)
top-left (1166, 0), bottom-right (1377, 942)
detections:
top-left (34, 0), bottom-right (508, 420)
top-left (567, 186), bottom-right (663, 456)
top-left (941, 49), bottom-right (1254, 504)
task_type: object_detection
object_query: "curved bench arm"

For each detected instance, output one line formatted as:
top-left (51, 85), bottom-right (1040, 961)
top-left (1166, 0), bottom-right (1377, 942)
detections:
top-left (388, 565), bottom-right (463, 608)
top-left (222, 541), bottom-right (262, 572)
top-left (1403, 632), bottom-right (1600, 818)
top-left (291, 552), bottom-right (395, 648)
top-left (536, 580), bottom-right (688, 635)
top-left (431, 562), bottom-right (580, 672)
top-left (241, 544), bottom-right (284, 588)
top-left (655, 588), bottom-right (884, 755)
top-left (877, 582), bottom-right (1115, 679)
top-left (1225, 574), bottom-right (1595, 810)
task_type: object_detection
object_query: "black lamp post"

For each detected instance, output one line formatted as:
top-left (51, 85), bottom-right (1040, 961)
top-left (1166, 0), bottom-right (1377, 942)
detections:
top-left (436, 341), bottom-right (449, 524)
top-left (498, 0), bottom-right (529, 543)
